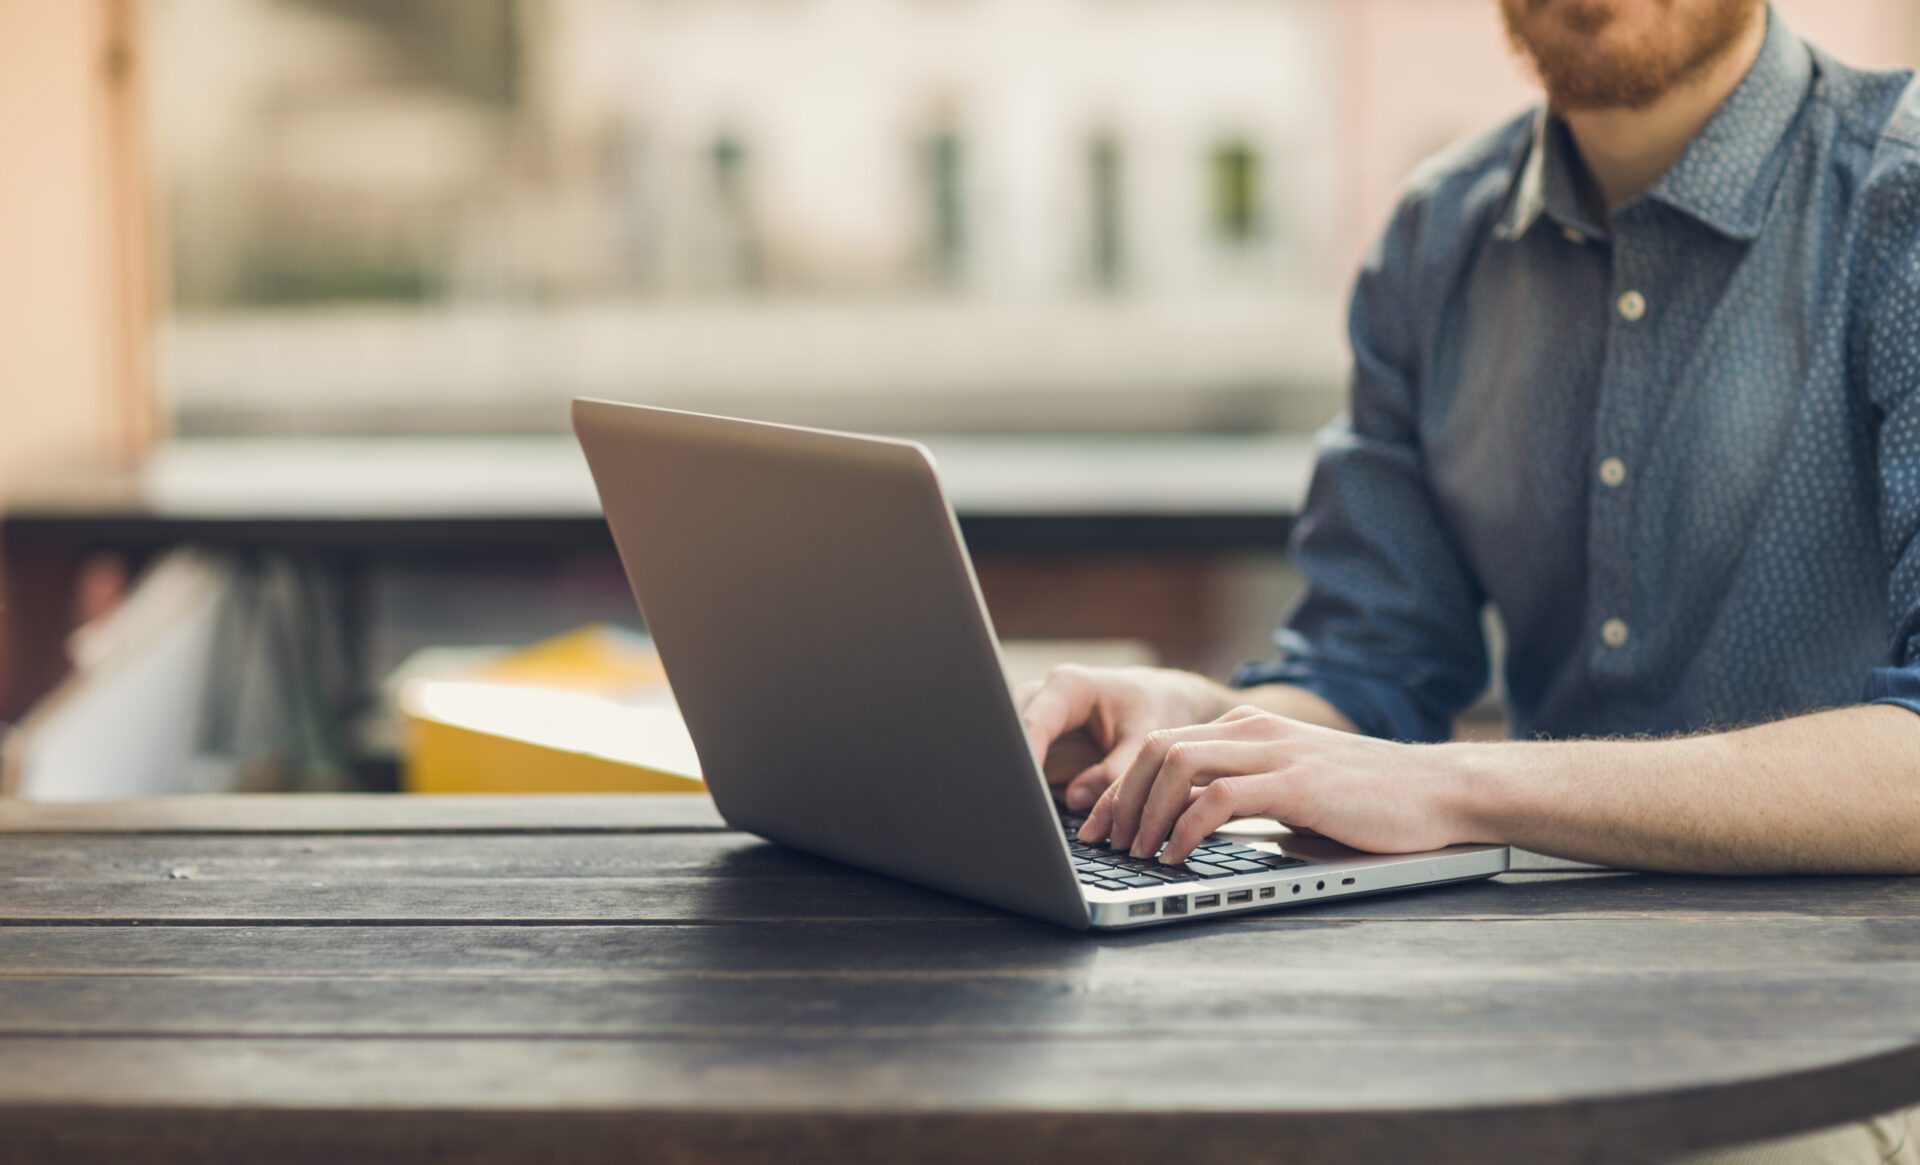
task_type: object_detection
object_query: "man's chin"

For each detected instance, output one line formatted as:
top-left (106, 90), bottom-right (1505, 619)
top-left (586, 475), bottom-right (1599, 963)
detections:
top-left (1506, 0), bottom-right (1763, 113)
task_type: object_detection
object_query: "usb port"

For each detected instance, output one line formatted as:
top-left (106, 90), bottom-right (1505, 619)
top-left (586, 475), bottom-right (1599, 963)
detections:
top-left (1258, 886), bottom-right (1276, 899)
top-left (1227, 890), bottom-right (1252, 904)
top-left (1129, 902), bottom-right (1156, 918)
top-left (1194, 893), bottom-right (1221, 909)
top-left (1162, 896), bottom-right (1188, 916)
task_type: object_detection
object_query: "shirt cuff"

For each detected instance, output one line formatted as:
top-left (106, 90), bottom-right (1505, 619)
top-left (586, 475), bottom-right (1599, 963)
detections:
top-left (1862, 665), bottom-right (1920, 719)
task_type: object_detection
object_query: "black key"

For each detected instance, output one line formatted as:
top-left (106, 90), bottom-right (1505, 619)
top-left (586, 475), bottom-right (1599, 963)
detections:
top-left (1116, 874), bottom-right (1164, 887)
top-left (1077, 874), bottom-right (1104, 885)
top-left (1185, 861), bottom-right (1236, 878)
top-left (1254, 855), bottom-right (1307, 869)
top-left (1094, 880), bottom-right (1131, 891)
top-left (1221, 860), bottom-right (1268, 874)
top-left (1139, 866), bottom-right (1198, 884)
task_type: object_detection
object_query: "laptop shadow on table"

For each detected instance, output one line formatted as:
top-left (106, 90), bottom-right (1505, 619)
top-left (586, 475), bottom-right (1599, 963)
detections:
top-left (685, 839), bottom-right (1093, 935)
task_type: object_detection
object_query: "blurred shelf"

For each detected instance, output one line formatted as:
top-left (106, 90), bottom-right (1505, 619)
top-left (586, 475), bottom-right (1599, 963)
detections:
top-left (1, 432), bottom-right (1314, 555)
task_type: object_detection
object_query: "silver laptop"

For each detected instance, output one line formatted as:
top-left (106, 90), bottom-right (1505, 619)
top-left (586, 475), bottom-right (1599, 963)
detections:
top-left (572, 399), bottom-right (1509, 930)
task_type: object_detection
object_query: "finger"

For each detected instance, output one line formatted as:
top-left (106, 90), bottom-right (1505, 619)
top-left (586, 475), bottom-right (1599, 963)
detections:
top-left (1160, 776), bottom-right (1265, 866)
top-left (1104, 728), bottom-right (1171, 852)
top-left (1129, 747), bottom-right (1202, 858)
top-left (1062, 731), bottom-right (1147, 811)
top-left (1013, 679), bottom-right (1042, 708)
top-left (1077, 781), bottom-right (1117, 842)
top-left (1062, 765), bottom-right (1110, 812)
top-left (1018, 667), bottom-right (1099, 766)
top-left (1131, 740), bottom-right (1267, 858)
top-left (1040, 728), bottom-right (1105, 789)
top-left (1105, 719), bottom-right (1266, 851)
top-left (1214, 703), bottom-right (1269, 724)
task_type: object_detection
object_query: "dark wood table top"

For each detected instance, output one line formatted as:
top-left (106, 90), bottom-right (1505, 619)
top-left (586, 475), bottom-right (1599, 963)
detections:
top-left (2, 794), bottom-right (1918, 1164)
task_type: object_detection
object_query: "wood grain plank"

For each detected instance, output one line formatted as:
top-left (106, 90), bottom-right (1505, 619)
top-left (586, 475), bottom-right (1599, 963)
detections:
top-left (2, 917), bottom-right (1916, 977)
top-left (0, 794), bottom-right (725, 834)
top-left (0, 798), bottom-right (1611, 874)
top-left (0, 832), bottom-right (1912, 923)
top-left (1, 964), bottom-right (1917, 1041)
top-left (2, 873), bottom-right (1914, 925)
top-left (0, 834), bottom-right (1595, 884)
top-left (1, 1036), bottom-right (1917, 1165)
top-left (0, 799), bottom-right (1608, 873)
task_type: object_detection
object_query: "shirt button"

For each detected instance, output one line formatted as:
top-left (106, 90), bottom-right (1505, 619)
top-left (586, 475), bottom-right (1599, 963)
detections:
top-left (1601, 619), bottom-right (1630, 648)
top-left (1598, 457), bottom-right (1627, 487)
top-left (1562, 226), bottom-right (1587, 245)
top-left (1617, 290), bottom-right (1647, 321)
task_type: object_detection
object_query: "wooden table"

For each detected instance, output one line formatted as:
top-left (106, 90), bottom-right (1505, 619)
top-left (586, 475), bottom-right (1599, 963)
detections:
top-left (2, 794), bottom-right (1918, 1164)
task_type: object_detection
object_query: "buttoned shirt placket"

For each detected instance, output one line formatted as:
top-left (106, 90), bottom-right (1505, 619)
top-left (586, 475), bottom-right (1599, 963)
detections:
top-left (1588, 212), bottom-right (1653, 703)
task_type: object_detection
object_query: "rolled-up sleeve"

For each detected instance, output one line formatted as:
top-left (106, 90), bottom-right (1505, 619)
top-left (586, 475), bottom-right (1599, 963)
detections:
top-left (1233, 199), bottom-right (1488, 742)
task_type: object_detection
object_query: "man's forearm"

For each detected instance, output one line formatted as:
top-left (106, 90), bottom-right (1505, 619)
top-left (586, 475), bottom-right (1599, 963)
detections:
top-left (1231, 682), bottom-right (1359, 734)
top-left (1448, 704), bottom-right (1920, 874)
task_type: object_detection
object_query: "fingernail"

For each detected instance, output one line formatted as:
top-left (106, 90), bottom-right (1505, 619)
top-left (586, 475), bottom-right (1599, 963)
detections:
top-left (1066, 787), bottom-right (1091, 810)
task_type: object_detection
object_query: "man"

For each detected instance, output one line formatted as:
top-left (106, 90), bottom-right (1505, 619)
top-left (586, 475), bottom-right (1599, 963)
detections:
top-left (1021, 1), bottom-right (1920, 1159)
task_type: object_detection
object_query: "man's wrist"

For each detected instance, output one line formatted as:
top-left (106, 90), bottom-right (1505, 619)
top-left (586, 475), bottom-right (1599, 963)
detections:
top-left (1230, 681), bottom-right (1359, 734)
top-left (1434, 733), bottom-right (1701, 856)
top-left (1434, 739), bottom-right (1522, 847)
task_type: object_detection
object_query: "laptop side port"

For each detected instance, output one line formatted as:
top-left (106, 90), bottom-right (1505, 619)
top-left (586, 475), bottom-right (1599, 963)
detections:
top-left (1258, 886), bottom-right (1276, 899)
top-left (1227, 890), bottom-right (1252, 904)
top-left (1194, 893), bottom-right (1221, 909)
top-left (1341, 877), bottom-right (1356, 886)
top-left (1129, 902), bottom-right (1156, 918)
top-left (1162, 896), bottom-right (1188, 916)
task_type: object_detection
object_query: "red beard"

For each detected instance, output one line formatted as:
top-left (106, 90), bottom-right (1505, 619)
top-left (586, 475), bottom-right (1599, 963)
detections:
top-left (1502, 0), bottom-right (1762, 111)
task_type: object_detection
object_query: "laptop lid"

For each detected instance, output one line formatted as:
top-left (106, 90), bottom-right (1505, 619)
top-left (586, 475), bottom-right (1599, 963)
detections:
top-left (572, 399), bottom-right (1092, 930)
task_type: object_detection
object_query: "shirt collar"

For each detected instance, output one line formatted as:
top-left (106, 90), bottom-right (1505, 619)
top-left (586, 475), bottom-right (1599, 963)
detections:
top-left (1492, 109), bottom-right (1597, 242)
top-left (1494, 6), bottom-right (1813, 244)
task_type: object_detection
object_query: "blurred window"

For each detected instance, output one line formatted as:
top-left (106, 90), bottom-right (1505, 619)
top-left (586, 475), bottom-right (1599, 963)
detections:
top-left (1087, 133), bottom-right (1125, 292)
top-left (922, 126), bottom-right (967, 286)
top-left (1210, 141), bottom-right (1263, 246)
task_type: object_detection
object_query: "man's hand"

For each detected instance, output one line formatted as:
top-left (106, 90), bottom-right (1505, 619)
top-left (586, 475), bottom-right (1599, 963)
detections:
top-left (1015, 665), bottom-right (1237, 812)
top-left (1078, 705), bottom-right (1472, 864)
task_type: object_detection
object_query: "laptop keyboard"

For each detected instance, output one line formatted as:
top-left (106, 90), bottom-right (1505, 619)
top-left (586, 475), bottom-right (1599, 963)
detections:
top-left (1059, 808), bottom-right (1305, 891)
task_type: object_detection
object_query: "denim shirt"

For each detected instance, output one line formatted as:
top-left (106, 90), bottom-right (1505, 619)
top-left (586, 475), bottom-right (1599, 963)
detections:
top-left (1235, 11), bottom-right (1920, 743)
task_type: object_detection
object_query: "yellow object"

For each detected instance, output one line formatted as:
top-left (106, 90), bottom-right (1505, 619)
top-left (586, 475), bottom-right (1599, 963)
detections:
top-left (399, 626), bottom-right (704, 794)
top-left (461, 625), bottom-right (669, 691)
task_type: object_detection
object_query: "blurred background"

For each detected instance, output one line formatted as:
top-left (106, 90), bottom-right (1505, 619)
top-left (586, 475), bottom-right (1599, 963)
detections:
top-left (1, 0), bottom-right (1916, 797)
top-left (147, 0), bottom-right (1916, 438)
